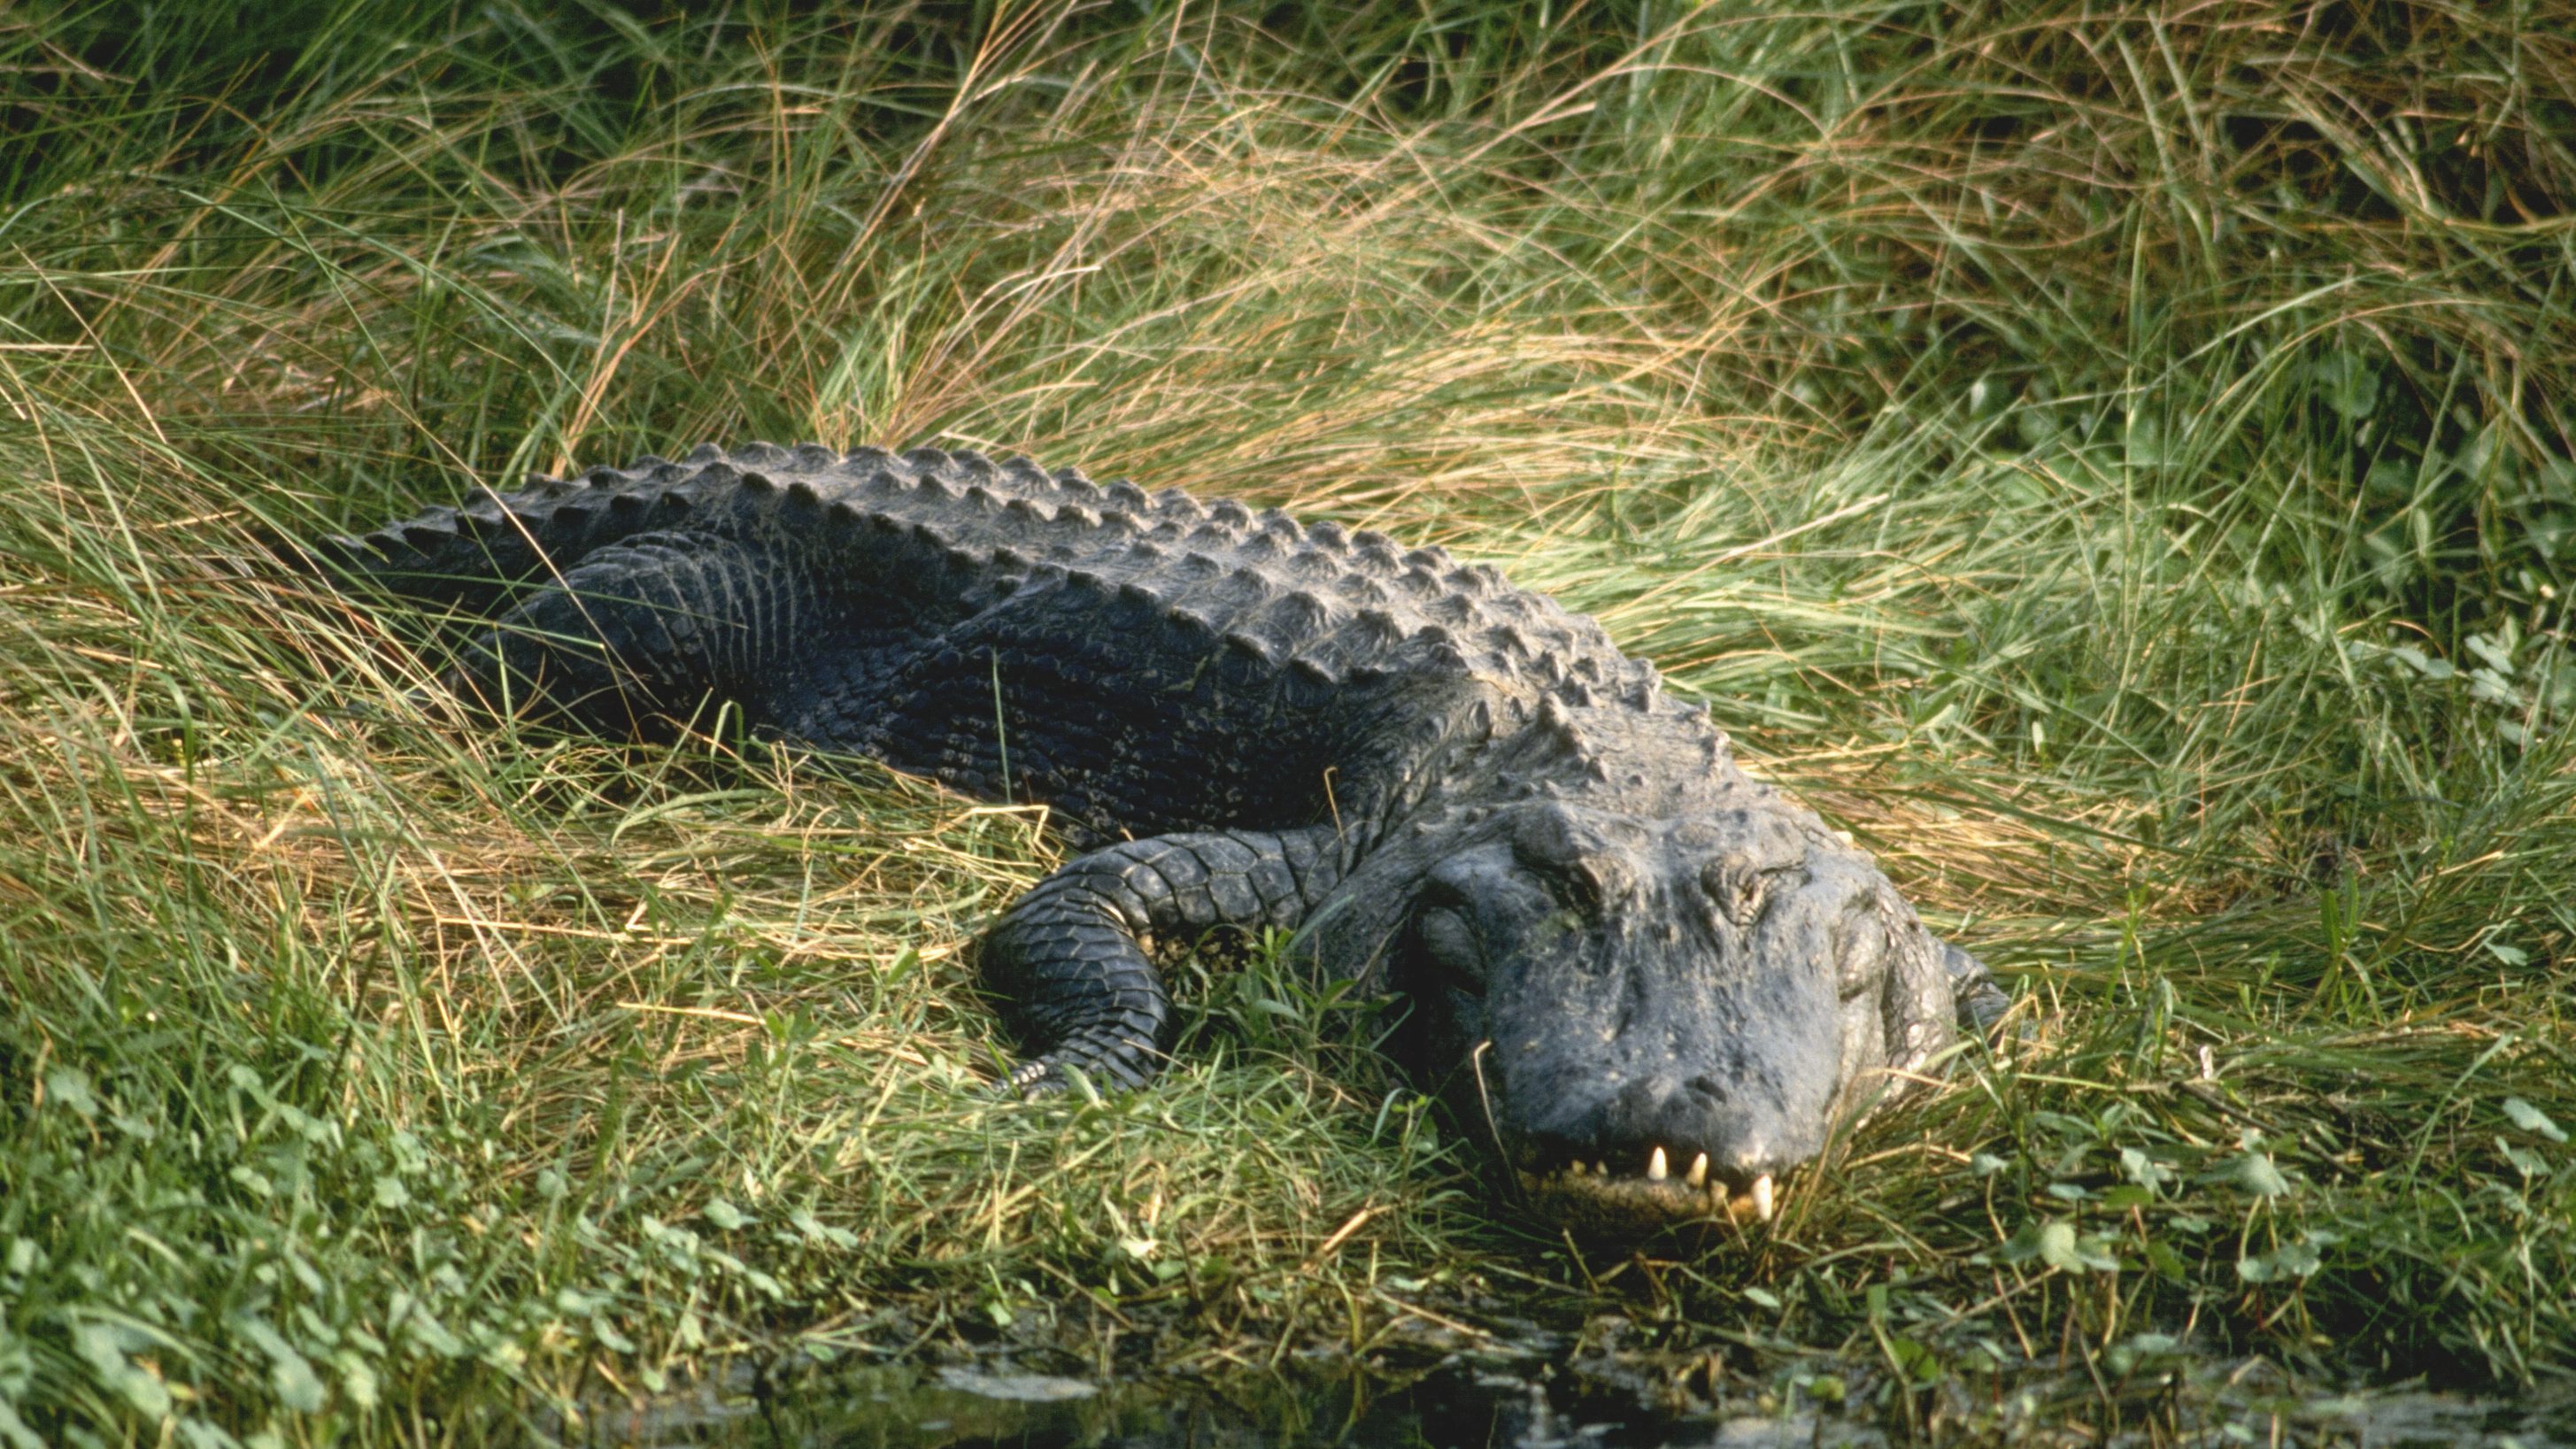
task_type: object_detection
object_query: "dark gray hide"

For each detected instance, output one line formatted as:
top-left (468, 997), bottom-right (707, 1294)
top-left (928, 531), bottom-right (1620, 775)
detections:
top-left (320, 443), bottom-right (1997, 1233)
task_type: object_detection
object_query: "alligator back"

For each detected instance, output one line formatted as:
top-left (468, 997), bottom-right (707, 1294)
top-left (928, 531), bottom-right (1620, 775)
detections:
top-left (325, 444), bottom-right (1657, 840)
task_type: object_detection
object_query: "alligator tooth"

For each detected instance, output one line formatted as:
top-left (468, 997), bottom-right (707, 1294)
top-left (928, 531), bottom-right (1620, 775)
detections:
top-left (1686, 1152), bottom-right (1708, 1188)
top-left (1647, 1147), bottom-right (1669, 1182)
top-left (1751, 1174), bottom-right (1775, 1222)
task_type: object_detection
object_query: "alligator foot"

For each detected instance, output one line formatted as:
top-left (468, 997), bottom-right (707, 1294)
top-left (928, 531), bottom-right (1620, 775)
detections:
top-left (991, 1037), bottom-right (1164, 1099)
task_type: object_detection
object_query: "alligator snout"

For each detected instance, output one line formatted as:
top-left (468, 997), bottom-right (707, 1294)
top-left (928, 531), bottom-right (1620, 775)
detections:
top-left (1518, 1069), bottom-right (1821, 1183)
top-left (1517, 1151), bottom-right (1783, 1235)
top-left (1499, 1052), bottom-right (1834, 1233)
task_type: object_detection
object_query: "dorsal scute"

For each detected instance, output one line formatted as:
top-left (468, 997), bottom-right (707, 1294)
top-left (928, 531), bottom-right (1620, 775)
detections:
top-left (1284, 546), bottom-right (1338, 580)
top-left (398, 518), bottom-right (456, 552)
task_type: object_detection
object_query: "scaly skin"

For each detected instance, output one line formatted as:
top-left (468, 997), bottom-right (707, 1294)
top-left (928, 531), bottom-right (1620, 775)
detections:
top-left (320, 443), bottom-right (1999, 1235)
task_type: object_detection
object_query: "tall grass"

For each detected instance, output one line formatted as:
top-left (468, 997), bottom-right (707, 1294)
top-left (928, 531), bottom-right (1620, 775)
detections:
top-left (1, 0), bottom-right (2570, 1441)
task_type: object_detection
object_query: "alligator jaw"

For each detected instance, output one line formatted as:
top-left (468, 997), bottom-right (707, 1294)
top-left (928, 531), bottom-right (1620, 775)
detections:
top-left (1515, 1149), bottom-right (1781, 1237)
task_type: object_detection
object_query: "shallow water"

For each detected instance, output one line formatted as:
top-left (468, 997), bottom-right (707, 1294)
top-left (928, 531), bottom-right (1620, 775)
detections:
top-left (578, 1353), bottom-right (2576, 1449)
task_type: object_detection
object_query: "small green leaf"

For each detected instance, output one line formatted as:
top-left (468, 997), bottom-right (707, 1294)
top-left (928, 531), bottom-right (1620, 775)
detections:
top-left (2034, 1222), bottom-right (2120, 1274)
top-left (703, 1198), bottom-right (750, 1230)
top-left (2388, 644), bottom-right (2454, 681)
top-left (44, 1068), bottom-right (97, 1117)
top-left (2464, 632), bottom-right (2516, 674)
top-left (2120, 1147), bottom-right (2177, 1193)
top-left (2313, 351), bottom-right (2380, 420)
top-left (73, 1323), bottom-right (171, 1418)
top-left (1741, 1285), bottom-right (1781, 1310)
top-left (401, 1309), bottom-right (467, 1359)
top-left (2143, 1240), bottom-right (2188, 1283)
top-left (791, 1208), bottom-right (860, 1249)
top-left (2238, 1238), bottom-right (2323, 1283)
top-left (590, 1318), bottom-right (636, 1353)
top-left (2503, 1098), bottom-right (2567, 1144)
top-left (333, 1352), bottom-right (380, 1412)
top-left (270, 1352), bottom-right (327, 1414)
top-left (236, 1315), bottom-right (326, 1412)
top-left (2234, 1152), bottom-right (2292, 1199)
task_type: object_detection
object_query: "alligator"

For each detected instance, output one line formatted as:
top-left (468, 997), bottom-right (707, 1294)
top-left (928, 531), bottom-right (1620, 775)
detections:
top-left (317, 442), bottom-right (1999, 1236)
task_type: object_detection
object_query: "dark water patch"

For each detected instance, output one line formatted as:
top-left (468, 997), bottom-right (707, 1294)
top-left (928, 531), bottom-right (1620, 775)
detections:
top-left (571, 1351), bottom-right (2576, 1449)
top-left (571, 1353), bottom-right (1879, 1449)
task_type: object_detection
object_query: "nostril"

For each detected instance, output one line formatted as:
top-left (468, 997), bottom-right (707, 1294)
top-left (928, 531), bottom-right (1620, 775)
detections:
top-left (1679, 1074), bottom-right (1730, 1106)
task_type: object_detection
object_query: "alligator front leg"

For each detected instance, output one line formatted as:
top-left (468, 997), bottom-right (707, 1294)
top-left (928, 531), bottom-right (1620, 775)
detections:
top-left (979, 827), bottom-right (1345, 1093)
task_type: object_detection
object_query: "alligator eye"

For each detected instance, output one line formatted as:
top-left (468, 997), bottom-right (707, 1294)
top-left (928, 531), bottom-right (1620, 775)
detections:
top-left (1413, 906), bottom-right (1486, 997)
top-left (1701, 859), bottom-right (1771, 930)
top-left (1835, 901), bottom-right (1891, 999)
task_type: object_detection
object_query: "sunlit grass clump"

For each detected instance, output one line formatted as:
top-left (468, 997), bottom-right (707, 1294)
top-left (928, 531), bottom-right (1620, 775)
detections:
top-left (1, 0), bottom-right (2571, 1442)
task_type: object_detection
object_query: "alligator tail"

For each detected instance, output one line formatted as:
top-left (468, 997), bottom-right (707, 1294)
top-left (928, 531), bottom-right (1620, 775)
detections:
top-left (299, 445), bottom-right (767, 613)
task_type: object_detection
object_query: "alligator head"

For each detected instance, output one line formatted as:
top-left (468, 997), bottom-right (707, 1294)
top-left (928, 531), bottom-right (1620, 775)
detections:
top-left (1345, 795), bottom-right (1967, 1237)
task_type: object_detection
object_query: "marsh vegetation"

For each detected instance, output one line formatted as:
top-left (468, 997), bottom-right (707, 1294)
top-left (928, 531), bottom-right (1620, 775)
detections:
top-left (2, 0), bottom-right (2571, 1441)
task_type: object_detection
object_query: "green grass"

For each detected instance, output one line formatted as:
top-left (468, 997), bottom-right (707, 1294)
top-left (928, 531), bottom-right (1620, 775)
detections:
top-left (2, 0), bottom-right (2572, 1441)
